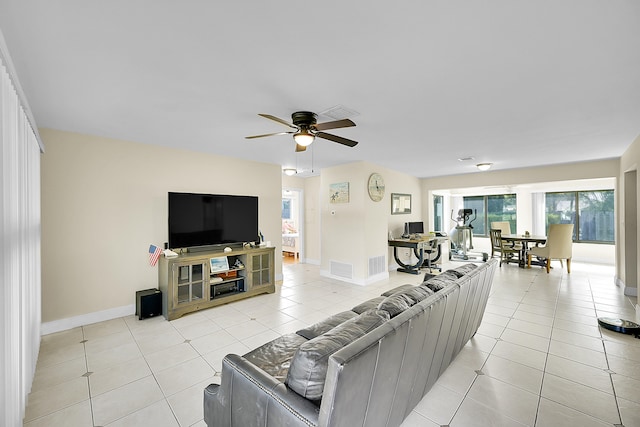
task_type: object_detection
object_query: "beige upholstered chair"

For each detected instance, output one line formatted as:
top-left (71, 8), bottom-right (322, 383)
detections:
top-left (489, 229), bottom-right (520, 267)
top-left (527, 223), bottom-right (574, 273)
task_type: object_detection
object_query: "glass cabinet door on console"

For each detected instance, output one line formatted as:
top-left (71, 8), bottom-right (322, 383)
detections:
top-left (174, 262), bottom-right (206, 306)
top-left (251, 253), bottom-right (272, 286)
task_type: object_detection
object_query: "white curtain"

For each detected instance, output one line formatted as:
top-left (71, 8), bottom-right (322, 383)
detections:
top-left (0, 38), bottom-right (42, 426)
top-left (531, 192), bottom-right (546, 235)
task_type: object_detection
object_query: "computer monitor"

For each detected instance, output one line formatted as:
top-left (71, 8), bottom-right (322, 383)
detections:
top-left (406, 221), bottom-right (424, 235)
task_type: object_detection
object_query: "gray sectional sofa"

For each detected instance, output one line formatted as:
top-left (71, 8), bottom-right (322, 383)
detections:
top-left (204, 259), bottom-right (497, 427)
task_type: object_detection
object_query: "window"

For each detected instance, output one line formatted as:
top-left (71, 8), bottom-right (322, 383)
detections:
top-left (463, 196), bottom-right (486, 235)
top-left (463, 194), bottom-right (517, 236)
top-left (433, 195), bottom-right (443, 231)
top-left (545, 190), bottom-right (614, 243)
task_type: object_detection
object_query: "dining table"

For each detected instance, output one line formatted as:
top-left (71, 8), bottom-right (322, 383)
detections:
top-left (500, 233), bottom-right (547, 268)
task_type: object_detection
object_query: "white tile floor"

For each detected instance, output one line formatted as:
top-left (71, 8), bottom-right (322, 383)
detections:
top-left (24, 260), bottom-right (640, 427)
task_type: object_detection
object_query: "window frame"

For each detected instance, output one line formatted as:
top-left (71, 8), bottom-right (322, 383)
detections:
top-left (544, 190), bottom-right (615, 244)
top-left (462, 194), bottom-right (517, 237)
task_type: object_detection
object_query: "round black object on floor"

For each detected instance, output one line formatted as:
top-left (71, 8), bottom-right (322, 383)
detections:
top-left (597, 317), bottom-right (640, 337)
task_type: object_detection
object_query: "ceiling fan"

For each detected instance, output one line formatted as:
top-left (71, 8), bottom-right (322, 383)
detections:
top-left (245, 111), bottom-right (358, 152)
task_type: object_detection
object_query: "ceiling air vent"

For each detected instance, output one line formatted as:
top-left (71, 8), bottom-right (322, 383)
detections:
top-left (318, 105), bottom-right (360, 121)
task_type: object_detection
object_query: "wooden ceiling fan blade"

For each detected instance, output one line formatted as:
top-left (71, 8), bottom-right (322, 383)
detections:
top-left (258, 113), bottom-right (298, 129)
top-left (295, 143), bottom-right (307, 152)
top-left (316, 132), bottom-right (358, 147)
top-left (313, 118), bottom-right (356, 131)
top-left (245, 131), bottom-right (292, 139)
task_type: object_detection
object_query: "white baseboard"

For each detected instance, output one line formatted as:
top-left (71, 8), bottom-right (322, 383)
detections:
top-left (319, 269), bottom-right (389, 286)
top-left (364, 271), bottom-right (390, 285)
top-left (41, 304), bottom-right (136, 335)
top-left (617, 275), bottom-right (639, 297)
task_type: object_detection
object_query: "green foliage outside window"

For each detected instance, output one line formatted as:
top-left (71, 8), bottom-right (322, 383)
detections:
top-left (463, 194), bottom-right (517, 236)
top-left (545, 190), bottom-right (614, 243)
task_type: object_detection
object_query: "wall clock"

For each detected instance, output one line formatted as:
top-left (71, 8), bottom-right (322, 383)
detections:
top-left (368, 173), bottom-right (385, 202)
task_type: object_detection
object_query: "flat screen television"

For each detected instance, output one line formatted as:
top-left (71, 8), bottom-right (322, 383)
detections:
top-left (168, 192), bottom-right (259, 249)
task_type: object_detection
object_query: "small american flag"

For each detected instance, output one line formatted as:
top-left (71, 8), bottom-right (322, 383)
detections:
top-left (149, 244), bottom-right (162, 266)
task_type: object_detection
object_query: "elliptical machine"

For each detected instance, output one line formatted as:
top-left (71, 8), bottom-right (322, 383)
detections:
top-left (449, 209), bottom-right (488, 262)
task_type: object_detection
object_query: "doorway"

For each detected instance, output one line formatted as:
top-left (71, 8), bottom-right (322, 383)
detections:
top-left (282, 188), bottom-right (303, 264)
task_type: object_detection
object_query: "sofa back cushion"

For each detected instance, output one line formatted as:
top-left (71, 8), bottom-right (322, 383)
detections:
top-left (422, 270), bottom-right (458, 292)
top-left (351, 296), bottom-right (385, 314)
top-left (296, 310), bottom-right (358, 340)
top-left (377, 294), bottom-right (413, 317)
top-left (395, 286), bottom-right (434, 304)
top-left (286, 309), bottom-right (390, 400)
top-left (449, 263), bottom-right (478, 277)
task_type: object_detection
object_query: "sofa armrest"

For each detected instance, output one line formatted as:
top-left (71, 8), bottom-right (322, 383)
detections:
top-left (204, 354), bottom-right (320, 427)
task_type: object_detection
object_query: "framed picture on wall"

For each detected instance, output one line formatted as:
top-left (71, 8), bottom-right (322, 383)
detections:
top-left (391, 193), bottom-right (412, 214)
top-left (329, 182), bottom-right (349, 203)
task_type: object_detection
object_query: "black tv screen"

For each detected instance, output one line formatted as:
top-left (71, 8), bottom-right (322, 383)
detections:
top-left (168, 192), bottom-right (258, 249)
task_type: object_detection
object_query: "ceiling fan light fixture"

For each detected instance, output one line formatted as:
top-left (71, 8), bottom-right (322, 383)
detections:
top-left (293, 129), bottom-right (315, 146)
top-left (283, 168), bottom-right (297, 176)
top-left (476, 163), bottom-right (493, 171)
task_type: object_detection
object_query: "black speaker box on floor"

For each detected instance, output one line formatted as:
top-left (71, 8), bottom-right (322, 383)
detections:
top-left (136, 288), bottom-right (162, 320)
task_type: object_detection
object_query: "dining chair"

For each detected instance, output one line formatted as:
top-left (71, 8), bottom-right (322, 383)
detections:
top-left (490, 221), bottom-right (522, 250)
top-left (489, 229), bottom-right (520, 267)
top-left (490, 221), bottom-right (511, 235)
top-left (527, 223), bottom-right (574, 273)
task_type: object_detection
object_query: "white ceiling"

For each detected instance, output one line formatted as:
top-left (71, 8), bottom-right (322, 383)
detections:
top-left (1, 1), bottom-right (639, 178)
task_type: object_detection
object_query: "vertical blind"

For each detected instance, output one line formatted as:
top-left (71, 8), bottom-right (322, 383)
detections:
top-left (0, 48), bottom-right (42, 426)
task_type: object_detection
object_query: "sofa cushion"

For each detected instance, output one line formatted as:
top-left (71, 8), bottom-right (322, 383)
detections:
top-left (448, 263), bottom-right (478, 278)
top-left (243, 333), bottom-right (309, 382)
top-left (296, 310), bottom-right (358, 340)
top-left (422, 271), bottom-right (458, 292)
top-left (393, 285), bottom-right (434, 304)
top-left (286, 309), bottom-right (390, 400)
top-left (351, 296), bottom-right (385, 314)
top-left (377, 293), bottom-right (414, 317)
top-left (380, 284), bottom-right (416, 297)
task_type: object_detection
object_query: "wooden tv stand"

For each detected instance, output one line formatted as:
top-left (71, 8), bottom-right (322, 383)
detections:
top-left (158, 246), bottom-right (275, 320)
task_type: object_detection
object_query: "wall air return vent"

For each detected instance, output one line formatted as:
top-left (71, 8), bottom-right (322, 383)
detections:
top-left (368, 255), bottom-right (386, 277)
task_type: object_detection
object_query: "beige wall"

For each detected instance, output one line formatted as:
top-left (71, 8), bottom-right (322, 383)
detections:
top-left (40, 129), bottom-right (282, 326)
top-left (303, 176), bottom-right (322, 264)
top-left (619, 135), bottom-right (640, 296)
top-left (319, 162), bottom-right (421, 283)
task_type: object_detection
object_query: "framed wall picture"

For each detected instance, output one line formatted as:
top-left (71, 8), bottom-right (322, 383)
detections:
top-left (391, 193), bottom-right (412, 214)
top-left (329, 182), bottom-right (349, 203)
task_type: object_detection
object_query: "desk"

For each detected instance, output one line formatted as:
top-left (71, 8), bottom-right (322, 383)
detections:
top-left (501, 234), bottom-right (546, 268)
top-left (388, 236), bottom-right (447, 274)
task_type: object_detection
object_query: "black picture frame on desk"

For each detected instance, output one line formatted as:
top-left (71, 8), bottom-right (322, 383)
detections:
top-left (391, 193), bottom-right (411, 215)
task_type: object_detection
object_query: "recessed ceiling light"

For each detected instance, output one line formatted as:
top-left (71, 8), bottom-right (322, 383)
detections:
top-left (476, 163), bottom-right (493, 171)
top-left (458, 156), bottom-right (475, 162)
